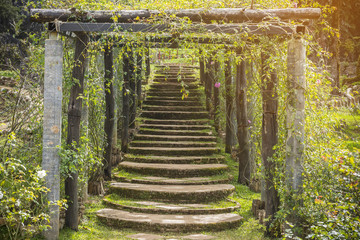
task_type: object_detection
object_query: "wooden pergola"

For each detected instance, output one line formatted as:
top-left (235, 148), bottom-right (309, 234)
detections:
top-left (32, 7), bottom-right (320, 239)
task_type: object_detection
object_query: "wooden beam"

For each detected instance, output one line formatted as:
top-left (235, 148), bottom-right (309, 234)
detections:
top-left (31, 8), bottom-right (321, 23)
top-left (57, 22), bottom-right (294, 35)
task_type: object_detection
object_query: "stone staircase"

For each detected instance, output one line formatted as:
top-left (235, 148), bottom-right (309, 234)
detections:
top-left (97, 64), bottom-right (242, 233)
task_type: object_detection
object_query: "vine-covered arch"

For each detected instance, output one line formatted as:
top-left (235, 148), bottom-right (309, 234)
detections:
top-left (32, 7), bottom-right (320, 239)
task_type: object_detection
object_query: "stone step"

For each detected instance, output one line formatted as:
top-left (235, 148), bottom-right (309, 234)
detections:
top-left (139, 128), bottom-right (213, 136)
top-left (142, 119), bottom-right (210, 125)
top-left (97, 209), bottom-right (241, 232)
top-left (144, 99), bottom-right (201, 106)
top-left (103, 196), bottom-right (240, 214)
top-left (146, 91), bottom-right (201, 97)
top-left (134, 134), bottom-right (217, 142)
top-left (145, 96), bottom-right (200, 101)
top-left (153, 77), bottom-right (198, 83)
top-left (108, 183), bottom-right (235, 203)
top-left (143, 105), bottom-right (205, 112)
top-left (114, 174), bottom-right (231, 185)
top-left (128, 147), bottom-right (220, 156)
top-left (150, 83), bottom-right (199, 90)
top-left (119, 162), bottom-right (227, 177)
top-left (130, 140), bottom-right (216, 148)
top-left (142, 111), bottom-right (209, 120)
top-left (139, 124), bottom-right (211, 131)
top-left (123, 155), bottom-right (225, 164)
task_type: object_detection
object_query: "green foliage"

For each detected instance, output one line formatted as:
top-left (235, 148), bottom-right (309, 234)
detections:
top-left (0, 133), bottom-right (49, 240)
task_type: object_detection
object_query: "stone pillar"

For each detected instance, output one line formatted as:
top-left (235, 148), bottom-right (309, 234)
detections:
top-left (42, 32), bottom-right (63, 240)
top-left (286, 38), bottom-right (306, 194)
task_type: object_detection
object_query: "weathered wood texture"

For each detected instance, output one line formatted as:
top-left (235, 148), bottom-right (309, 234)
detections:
top-left (286, 38), bottom-right (306, 195)
top-left (136, 50), bottom-right (143, 108)
top-left (103, 44), bottom-right (115, 180)
top-left (213, 60), bottom-right (220, 132)
top-left (56, 22), bottom-right (294, 35)
top-left (128, 48), bottom-right (136, 129)
top-left (121, 48), bottom-right (131, 152)
top-left (235, 54), bottom-right (250, 185)
top-left (204, 58), bottom-right (213, 113)
top-left (225, 60), bottom-right (234, 153)
top-left (199, 51), bottom-right (205, 84)
top-left (144, 45), bottom-right (150, 82)
top-left (261, 52), bottom-right (280, 218)
top-left (42, 32), bottom-right (63, 240)
top-left (31, 8), bottom-right (321, 23)
top-left (65, 32), bottom-right (89, 230)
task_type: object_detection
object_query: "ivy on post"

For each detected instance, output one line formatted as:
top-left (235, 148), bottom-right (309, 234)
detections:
top-left (213, 59), bottom-right (220, 133)
top-left (103, 43), bottom-right (115, 181)
top-left (225, 58), bottom-right (234, 154)
top-left (199, 49), bottom-right (205, 85)
top-left (235, 48), bottom-right (250, 185)
top-left (65, 32), bottom-right (89, 231)
top-left (261, 48), bottom-right (280, 233)
top-left (136, 49), bottom-right (143, 108)
top-left (42, 30), bottom-right (62, 240)
top-left (129, 45), bottom-right (136, 130)
top-left (121, 46), bottom-right (131, 153)
top-left (285, 36), bottom-right (306, 229)
top-left (144, 43), bottom-right (150, 83)
top-left (204, 57), bottom-right (213, 113)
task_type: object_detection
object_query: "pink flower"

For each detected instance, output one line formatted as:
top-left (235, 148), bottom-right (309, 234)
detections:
top-left (248, 120), bottom-right (251, 124)
top-left (316, 79), bottom-right (321, 85)
top-left (214, 82), bottom-right (221, 88)
top-left (294, 3), bottom-right (298, 8)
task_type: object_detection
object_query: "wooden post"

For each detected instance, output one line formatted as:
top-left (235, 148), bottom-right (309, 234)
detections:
top-left (261, 51), bottom-right (280, 219)
top-left (145, 44), bottom-right (150, 82)
top-left (129, 47), bottom-right (136, 129)
top-left (136, 49), bottom-right (143, 108)
top-left (286, 38), bottom-right (306, 222)
top-left (65, 32), bottom-right (89, 231)
top-left (205, 57), bottom-right (213, 113)
top-left (121, 47), bottom-right (131, 153)
top-left (103, 44), bottom-right (115, 180)
top-left (42, 31), bottom-right (62, 240)
top-left (199, 49), bottom-right (205, 84)
top-left (235, 50), bottom-right (250, 185)
top-left (213, 60), bottom-right (220, 132)
top-left (225, 59), bottom-right (234, 153)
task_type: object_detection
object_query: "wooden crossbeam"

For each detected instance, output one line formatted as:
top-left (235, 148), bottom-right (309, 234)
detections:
top-left (57, 22), bottom-right (294, 35)
top-left (31, 8), bottom-right (321, 23)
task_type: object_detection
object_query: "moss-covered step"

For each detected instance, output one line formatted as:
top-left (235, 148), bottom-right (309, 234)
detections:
top-left (152, 77), bottom-right (198, 83)
top-left (108, 183), bottom-right (235, 203)
top-left (142, 119), bottom-right (210, 126)
top-left (123, 155), bottom-right (225, 164)
top-left (138, 128), bottom-right (213, 136)
top-left (138, 124), bottom-right (211, 131)
top-left (142, 105), bottom-right (205, 112)
top-left (128, 147), bottom-right (220, 156)
top-left (97, 209), bottom-right (242, 232)
top-left (113, 171), bottom-right (232, 185)
top-left (142, 110), bottom-right (208, 120)
top-left (133, 134), bottom-right (217, 142)
top-left (130, 140), bottom-right (216, 148)
top-left (150, 83), bottom-right (200, 90)
top-left (103, 195), bottom-right (240, 215)
top-left (144, 99), bottom-right (202, 106)
top-left (119, 162), bottom-right (227, 177)
top-left (145, 96), bottom-right (200, 101)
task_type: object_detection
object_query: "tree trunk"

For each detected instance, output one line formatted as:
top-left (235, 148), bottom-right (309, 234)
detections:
top-left (199, 49), bottom-right (205, 84)
top-left (65, 32), bottom-right (89, 231)
top-left (225, 59), bottom-right (234, 153)
top-left (121, 47), bottom-right (131, 153)
top-left (235, 53), bottom-right (250, 185)
top-left (261, 52), bottom-right (280, 220)
top-left (103, 44), bottom-right (115, 181)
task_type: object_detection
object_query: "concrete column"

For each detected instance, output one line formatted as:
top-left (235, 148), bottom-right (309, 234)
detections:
top-left (286, 38), bottom-right (306, 195)
top-left (42, 32), bottom-right (63, 240)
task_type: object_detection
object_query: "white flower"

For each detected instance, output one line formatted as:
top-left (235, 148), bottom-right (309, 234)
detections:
top-left (0, 191), bottom-right (3, 200)
top-left (37, 170), bottom-right (46, 179)
top-left (15, 199), bottom-right (20, 207)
